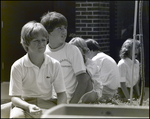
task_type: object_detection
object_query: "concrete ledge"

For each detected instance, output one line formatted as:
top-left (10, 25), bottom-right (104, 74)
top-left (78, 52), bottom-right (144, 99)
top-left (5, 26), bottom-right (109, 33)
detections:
top-left (41, 104), bottom-right (149, 118)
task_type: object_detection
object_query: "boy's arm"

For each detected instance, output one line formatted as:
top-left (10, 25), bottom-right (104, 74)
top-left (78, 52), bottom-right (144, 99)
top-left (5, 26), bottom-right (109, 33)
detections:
top-left (11, 96), bottom-right (41, 114)
top-left (69, 73), bottom-right (93, 103)
top-left (120, 82), bottom-right (130, 99)
top-left (57, 92), bottom-right (67, 104)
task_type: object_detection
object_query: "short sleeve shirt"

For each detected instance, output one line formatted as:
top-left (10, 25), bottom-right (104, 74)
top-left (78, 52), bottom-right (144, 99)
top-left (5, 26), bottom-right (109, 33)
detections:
top-left (117, 58), bottom-right (139, 87)
top-left (85, 58), bottom-right (103, 98)
top-left (45, 43), bottom-right (86, 101)
top-left (92, 52), bottom-right (120, 90)
top-left (9, 54), bottom-right (66, 100)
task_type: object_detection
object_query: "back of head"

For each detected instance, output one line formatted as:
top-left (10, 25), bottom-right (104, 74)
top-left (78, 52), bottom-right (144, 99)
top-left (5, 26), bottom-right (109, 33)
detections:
top-left (119, 38), bottom-right (140, 59)
top-left (86, 39), bottom-right (101, 51)
top-left (40, 11), bottom-right (68, 33)
top-left (20, 21), bottom-right (48, 52)
top-left (69, 37), bottom-right (89, 53)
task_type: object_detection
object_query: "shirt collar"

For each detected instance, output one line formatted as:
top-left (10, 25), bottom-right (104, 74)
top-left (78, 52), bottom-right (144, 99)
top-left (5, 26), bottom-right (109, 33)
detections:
top-left (24, 53), bottom-right (49, 67)
top-left (124, 57), bottom-right (138, 66)
top-left (47, 43), bottom-right (66, 52)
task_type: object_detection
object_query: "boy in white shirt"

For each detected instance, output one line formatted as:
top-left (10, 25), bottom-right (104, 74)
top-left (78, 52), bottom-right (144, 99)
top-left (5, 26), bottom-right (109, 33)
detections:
top-left (117, 38), bottom-right (140, 101)
top-left (86, 39), bottom-right (120, 102)
top-left (8, 21), bottom-right (67, 118)
top-left (40, 11), bottom-right (93, 103)
top-left (69, 37), bottom-right (103, 103)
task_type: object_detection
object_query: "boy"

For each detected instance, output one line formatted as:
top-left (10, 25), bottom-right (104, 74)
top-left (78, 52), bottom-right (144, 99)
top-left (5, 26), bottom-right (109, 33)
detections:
top-left (40, 11), bottom-right (93, 103)
top-left (69, 37), bottom-right (103, 103)
top-left (8, 21), bottom-right (67, 118)
top-left (86, 39), bottom-right (120, 102)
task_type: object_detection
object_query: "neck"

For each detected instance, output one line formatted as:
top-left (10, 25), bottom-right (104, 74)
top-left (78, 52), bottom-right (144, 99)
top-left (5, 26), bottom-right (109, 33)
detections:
top-left (49, 42), bottom-right (64, 49)
top-left (28, 53), bottom-right (44, 68)
top-left (93, 51), bottom-right (99, 56)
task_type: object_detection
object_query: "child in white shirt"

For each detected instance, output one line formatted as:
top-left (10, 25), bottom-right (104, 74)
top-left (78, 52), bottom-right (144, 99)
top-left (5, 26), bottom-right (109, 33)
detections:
top-left (69, 37), bottom-right (103, 103)
top-left (86, 39), bottom-right (120, 102)
top-left (40, 11), bottom-right (93, 103)
top-left (8, 21), bottom-right (67, 118)
top-left (117, 38), bottom-right (141, 101)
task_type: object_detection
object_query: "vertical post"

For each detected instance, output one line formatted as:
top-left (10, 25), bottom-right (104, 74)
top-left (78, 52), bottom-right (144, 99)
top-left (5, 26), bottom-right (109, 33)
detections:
top-left (130, 0), bottom-right (138, 105)
top-left (139, 0), bottom-right (145, 106)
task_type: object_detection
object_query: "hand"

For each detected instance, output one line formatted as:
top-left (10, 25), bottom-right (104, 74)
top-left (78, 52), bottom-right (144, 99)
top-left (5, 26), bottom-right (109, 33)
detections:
top-left (28, 104), bottom-right (42, 115)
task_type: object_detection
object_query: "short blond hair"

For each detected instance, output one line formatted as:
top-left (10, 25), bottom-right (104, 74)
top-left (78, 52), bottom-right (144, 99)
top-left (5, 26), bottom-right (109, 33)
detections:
top-left (20, 21), bottom-right (49, 52)
top-left (69, 37), bottom-right (89, 54)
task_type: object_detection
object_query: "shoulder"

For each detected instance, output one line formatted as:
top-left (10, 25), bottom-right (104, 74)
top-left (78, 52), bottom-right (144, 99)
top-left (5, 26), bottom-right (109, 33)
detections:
top-left (45, 54), bottom-right (60, 65)
top-left (12, 55), bottom-right (26, 68)
top-left (117, 59), bottom-right (126, 67)
top-left (93, 52), bottom-right (111, 61)
top-left (102, 53), bottom-right (115, 61)
top-left (118, 59), bottom-right (125, 64)
top-left (65, 43), bottom-right (81, 56)
top-left (10, 55), bottom-right (28, 74)
top-left (65, 43), bottom-right (79, 51)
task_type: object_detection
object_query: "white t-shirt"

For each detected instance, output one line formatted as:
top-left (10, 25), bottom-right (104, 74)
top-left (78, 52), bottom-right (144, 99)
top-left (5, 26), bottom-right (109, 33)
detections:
top-left (117, 58), bottom-right (139, 87)
top-left (85, 58), bottom-right (103, 99)
top-left (92, 52), bottom-right (120, 90)
top-left (45, 43), bottom-right (86, 102)
top-left (9, 54), bottom-right (66, 100)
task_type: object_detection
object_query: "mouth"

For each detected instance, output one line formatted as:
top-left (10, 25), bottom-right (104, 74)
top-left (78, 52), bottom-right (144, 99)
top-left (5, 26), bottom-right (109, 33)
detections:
top-left (39, 47), bottom-right (45, 50)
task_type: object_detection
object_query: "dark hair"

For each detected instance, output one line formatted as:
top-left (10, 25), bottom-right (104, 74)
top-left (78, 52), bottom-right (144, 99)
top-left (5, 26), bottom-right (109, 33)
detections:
top-left (119, 38), bottom-right (141, 59)
top-left (20, 21), bottom-right (48, 52)
top-left (85, 39), bottom-right (101, 51)
top-left (40, 11), bottom-right (68, 33)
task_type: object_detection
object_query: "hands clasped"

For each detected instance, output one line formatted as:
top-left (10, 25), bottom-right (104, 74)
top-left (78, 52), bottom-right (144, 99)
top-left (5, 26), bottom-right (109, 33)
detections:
top-left (28, 104), bottom-right (42, 115)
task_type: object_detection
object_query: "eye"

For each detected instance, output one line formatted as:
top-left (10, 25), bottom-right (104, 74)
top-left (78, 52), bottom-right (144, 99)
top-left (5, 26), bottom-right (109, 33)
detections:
top-left (42, 39), bottom-right (47, 42)
top-left (33, 40), bottom-right (38, 42)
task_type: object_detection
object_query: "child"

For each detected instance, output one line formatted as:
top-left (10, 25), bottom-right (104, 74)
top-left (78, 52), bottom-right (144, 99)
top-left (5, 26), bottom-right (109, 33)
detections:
top-left (117, 38), bottom-right (141, 101)
top-left (69, 37), bottom-right (103, 103)
top-left (9, 21), bottom-right (67, 118)
top-left (40, 11), bottom-right (93, 103)
top-left (85, 39), bottom-right (120, 102)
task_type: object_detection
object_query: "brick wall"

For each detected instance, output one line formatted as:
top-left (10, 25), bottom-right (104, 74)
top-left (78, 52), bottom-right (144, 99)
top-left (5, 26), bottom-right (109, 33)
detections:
top-left (75, 1), bottom-right (110, 54)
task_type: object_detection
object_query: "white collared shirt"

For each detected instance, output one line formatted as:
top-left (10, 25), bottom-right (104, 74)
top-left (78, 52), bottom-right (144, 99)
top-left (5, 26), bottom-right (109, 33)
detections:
top-left (9, 54), bottom-right (66, 100)
top-left (117, 58), bottom-right (139, 87)
top-left (92, 52), bottom-right (120, 90)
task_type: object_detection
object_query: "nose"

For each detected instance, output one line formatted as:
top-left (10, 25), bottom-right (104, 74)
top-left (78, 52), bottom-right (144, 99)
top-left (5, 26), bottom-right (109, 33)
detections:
top-left (61, 27), bottom-right (67, 32)
top-left (38, 40), bottom-right (46, 46)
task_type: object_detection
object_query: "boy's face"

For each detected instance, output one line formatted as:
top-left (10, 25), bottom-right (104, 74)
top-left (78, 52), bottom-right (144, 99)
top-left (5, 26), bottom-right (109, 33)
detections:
top-left (49, 25), bottom-right (67, 47)
top-left (28, 33), bottom-right (47, 54)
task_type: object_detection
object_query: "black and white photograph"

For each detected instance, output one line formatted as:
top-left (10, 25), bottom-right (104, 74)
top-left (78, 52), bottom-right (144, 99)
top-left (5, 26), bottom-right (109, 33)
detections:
top-left (1, 1), bottom-right (149, 118)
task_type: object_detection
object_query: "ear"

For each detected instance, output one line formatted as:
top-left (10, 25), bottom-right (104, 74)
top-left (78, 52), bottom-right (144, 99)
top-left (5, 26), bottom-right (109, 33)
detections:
top-left (24, 43), bottom-right (29, 47)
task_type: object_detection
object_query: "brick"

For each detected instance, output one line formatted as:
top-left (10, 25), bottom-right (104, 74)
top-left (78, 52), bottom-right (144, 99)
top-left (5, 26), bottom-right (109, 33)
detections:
top-left (76, 16), bottom-right (87, 19)
top-left (81, 28), bottom-right (92, 31)
top-left (75, 1), bottom-right (110, 54)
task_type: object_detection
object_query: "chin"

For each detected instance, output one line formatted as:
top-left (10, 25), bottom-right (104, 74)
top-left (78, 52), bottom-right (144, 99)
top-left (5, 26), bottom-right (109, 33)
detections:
top-left (39, 48), bottom-right (45, 52)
